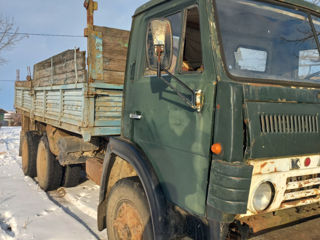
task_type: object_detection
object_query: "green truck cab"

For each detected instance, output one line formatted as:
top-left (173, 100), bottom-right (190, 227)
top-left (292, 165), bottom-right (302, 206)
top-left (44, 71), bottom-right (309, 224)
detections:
top-left (100, 0), bottom-right (320, 238)
top-left (15, 0), bottom-right (320, 239)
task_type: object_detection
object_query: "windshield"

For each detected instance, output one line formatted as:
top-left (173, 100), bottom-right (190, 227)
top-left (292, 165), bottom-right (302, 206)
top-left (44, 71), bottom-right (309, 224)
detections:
top-left (215, 0), bottom-right (320, 84)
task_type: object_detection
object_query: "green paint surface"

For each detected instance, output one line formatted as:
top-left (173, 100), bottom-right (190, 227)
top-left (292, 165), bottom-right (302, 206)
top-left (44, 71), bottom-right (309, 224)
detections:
top-left (123, 0), bottom-right (217, 215)
top-left (123, 0), bottom-right (320, 218)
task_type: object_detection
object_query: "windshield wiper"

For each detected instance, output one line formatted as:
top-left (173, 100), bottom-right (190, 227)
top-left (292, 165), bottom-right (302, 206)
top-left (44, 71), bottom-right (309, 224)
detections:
top-left (308, 14), bottom-right (320, 56)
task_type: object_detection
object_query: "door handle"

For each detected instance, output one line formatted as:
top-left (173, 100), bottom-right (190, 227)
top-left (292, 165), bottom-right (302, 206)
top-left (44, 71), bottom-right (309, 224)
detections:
top-left (129, 112), bottom-right (142, 120)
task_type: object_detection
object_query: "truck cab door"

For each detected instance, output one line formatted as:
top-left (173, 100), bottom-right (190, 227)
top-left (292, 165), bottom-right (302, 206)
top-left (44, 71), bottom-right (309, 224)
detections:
top-left (124, 4), bottom-right (217, 215)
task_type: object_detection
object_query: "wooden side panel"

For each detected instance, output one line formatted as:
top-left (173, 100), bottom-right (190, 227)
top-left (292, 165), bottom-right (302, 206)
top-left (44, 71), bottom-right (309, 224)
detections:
top-left (33, 49), bottom-right (87, 87)
top-left (62, 89), bottom-right (83, 123)
top-left (46, 90), bottom-right (60, 120)
top-left (15, 89), bottom-right (23, 108)
top-left (23, 90), bottom-right (33, 111)
top-left (34, 91), bottom-right (44, 116)
top-left (94, 89), bottom-right (123, 127)
top-left (15, 87), bottom-right (33, 112)
top-left (92, 26), bottom-right (130, 85)
top-left (34, 88), bottom-right (84, 125)
top-left (15, 82), bottom-right (122, 140)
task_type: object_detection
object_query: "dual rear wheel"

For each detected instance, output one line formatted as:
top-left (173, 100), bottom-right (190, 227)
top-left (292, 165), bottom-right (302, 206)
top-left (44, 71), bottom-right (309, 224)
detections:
top-left (21, 131), bottom-right (81, 191)
top-left (21, 131), bottom-right (41, 177)
top-left (22, 131), bottom-right (153, 240)
top-left (36, 135), bottom-right (63, 191)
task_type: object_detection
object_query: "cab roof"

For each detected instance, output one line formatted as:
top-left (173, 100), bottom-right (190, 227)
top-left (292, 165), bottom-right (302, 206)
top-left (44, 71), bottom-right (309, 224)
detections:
top-left (134, 0), bottom-right (168, 16)
top-left (134, 0), bottom-right (320, 16)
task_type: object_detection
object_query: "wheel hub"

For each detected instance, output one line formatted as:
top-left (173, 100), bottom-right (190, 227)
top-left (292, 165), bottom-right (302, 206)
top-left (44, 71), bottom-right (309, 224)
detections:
top-left (113, 202), bottom-right (144, 240)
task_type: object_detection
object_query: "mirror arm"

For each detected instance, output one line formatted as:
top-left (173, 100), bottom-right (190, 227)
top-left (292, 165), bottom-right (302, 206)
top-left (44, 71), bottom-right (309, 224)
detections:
top-left (159, 74), bottom-right (196, 109)
top-left (163, 69), bottom-right (195, 98)
top-left (157, 59), bottom-right (162, 78)
top-left (157, 68), bottom-right (197, 110)
top-left (156, 45), bottom-right (163, 78)
top-left (162, 69), bottom-right (196, 106)
top-left (155, 45), bottom-right (203, 112)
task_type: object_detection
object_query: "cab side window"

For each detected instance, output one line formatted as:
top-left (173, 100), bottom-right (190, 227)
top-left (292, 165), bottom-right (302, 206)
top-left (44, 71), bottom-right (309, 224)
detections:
top-left (182, 7), bottom-right (203, 73)
top-left (144, 12), bottom-right (183, 76)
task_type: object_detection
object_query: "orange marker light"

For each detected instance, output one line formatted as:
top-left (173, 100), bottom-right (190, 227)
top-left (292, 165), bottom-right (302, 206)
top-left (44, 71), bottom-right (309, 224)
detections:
top-left (211, 143), bottom-right (222, 155)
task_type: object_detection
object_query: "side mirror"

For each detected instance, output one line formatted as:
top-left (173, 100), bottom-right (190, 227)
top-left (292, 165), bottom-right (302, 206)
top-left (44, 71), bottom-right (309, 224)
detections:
top-left (146, 19), bottom-right (173, 73)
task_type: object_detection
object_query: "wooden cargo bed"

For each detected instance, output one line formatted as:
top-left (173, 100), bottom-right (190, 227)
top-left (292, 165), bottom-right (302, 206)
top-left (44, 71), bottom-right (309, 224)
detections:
top-left (15, 26), bottom-right (129, 141)
top-left (15, 83), bottom-right (123, 141)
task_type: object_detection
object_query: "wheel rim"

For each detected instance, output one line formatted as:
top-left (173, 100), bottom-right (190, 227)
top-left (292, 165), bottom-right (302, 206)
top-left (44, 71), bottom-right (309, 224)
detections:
top-left (113, 201), bottom-right (144, 240)
top-left (37, 141), bottom-right (48, 186)
top-left (21, 138), bottom-right (29, 174)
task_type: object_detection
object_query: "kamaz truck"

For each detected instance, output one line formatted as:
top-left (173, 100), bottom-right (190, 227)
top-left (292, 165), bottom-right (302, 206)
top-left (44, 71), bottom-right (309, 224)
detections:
top-left (15, 0), bottom-right (320, 239)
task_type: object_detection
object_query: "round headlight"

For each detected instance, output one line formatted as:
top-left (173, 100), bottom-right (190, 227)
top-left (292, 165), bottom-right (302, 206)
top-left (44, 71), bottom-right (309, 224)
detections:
top-left (253, 182), bottom-right (274, 212)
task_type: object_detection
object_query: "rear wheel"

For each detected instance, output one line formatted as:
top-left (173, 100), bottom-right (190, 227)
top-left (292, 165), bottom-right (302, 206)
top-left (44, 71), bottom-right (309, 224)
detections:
top-left (61, 164), bottom-right (82, 187)
top-left (106, 177), bottom-right (153, 240)
top-left (21, 131), bottom-right (41, 177)
top-left (36, 135), bottom-right (63, 191)
top-left (19, 131), bottom-right (23, 156)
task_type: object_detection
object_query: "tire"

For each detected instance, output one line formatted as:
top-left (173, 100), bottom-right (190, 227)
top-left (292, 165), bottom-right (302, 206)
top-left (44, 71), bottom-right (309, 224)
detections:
top-left (106, 177), bottom-right (153, 240)
top-left (61, 164), bottom-right (81, 188)
top-left (36, 135), bottom-right (63, 191)
top-left (19, 131), bottom-right (23, 156)
top-left (21, 131), bottom-right (41, 177)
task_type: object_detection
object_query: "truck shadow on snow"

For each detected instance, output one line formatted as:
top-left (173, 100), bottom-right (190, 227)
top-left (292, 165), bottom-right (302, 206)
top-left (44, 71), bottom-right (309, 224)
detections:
top-left (46, 194), bottom-right (101, 239)
top-left (0, 214), bottom-right (15, 238)
top-left (28, 173), bottom-right (101, 240)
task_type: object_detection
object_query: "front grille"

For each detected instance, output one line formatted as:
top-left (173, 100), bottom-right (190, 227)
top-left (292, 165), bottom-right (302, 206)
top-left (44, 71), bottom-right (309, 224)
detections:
top-left (282, 174), bottom-right (320, 204)
top-left (260, 114), bottom-right (318, 134)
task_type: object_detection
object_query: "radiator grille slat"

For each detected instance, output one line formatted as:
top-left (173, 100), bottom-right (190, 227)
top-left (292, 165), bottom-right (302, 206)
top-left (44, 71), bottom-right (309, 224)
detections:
top-left (282, 174), bottom-right (320, 205)
top-left (284, 189), bottom-right (320, 201)
top-left (287, 178), bottom-right (320, 190)
top-left (260, 114), bottom-right (318, 134)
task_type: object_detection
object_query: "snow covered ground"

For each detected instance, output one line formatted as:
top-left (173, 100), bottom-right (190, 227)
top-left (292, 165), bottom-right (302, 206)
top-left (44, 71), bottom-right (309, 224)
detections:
top-left (0, 127), bottom-right (104, 240)
top-left (3, 127), bottom-right (320, 240)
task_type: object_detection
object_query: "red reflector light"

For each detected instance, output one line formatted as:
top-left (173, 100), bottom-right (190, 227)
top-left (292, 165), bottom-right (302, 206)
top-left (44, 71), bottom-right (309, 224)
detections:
top-left (304, 157), bottom-right (311, 167)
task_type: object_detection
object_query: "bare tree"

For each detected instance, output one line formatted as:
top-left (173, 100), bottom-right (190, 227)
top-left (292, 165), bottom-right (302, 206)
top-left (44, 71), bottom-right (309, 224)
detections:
top-left (0, 16), bottom-right (26, 65)
top-left (312, 0), bottom-right (320, 5)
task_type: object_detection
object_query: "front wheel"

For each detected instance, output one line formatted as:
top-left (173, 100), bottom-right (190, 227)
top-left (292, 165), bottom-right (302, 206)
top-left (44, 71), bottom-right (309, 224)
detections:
top-left (106, 177), bottom-right (153, 240)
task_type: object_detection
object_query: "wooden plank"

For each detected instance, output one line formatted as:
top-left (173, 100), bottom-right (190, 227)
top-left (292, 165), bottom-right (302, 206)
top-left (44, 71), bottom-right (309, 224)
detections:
top-left (33, 70), bottom-right (87, 87)
top-left (89, 25), bottom-right (129, 85)
top-left (103, 57), bottom-right (126, 72)
top-left (34, 57), bottom-right (85, 79)
top-left (15, 81), bottom-right (32, 88)
top-left (33, 69), bottom-right (86, 86)
top-left (34, 50), bottom-right (74, 71)
top-left (102, 48), bottom-right (128, 59)
top-left (33, 49), bottom-right (86, 87)
top-left (102, 70), bottom-right (125, 85)
top-left (34, 49), bottom-right (85, 72)
top-left (103, 36), bottom-right (128, 50)
top-left (94, 26), bottom-right (130, 39)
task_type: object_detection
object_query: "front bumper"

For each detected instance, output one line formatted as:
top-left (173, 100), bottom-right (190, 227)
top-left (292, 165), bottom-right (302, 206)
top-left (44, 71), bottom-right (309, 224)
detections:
top-left (207, 155), bottom-right (320, 223)
top-left (241, 154), bottom-right (320, 217)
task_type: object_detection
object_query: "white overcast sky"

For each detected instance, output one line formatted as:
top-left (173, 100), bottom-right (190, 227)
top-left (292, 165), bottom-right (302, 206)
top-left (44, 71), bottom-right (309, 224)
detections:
top-left (0, 0), bottom-right (147, 111)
